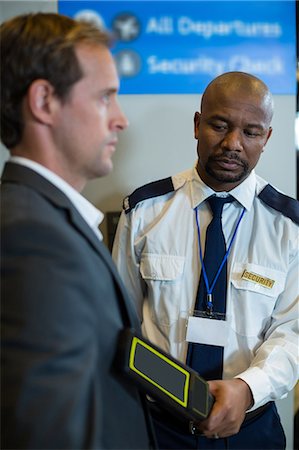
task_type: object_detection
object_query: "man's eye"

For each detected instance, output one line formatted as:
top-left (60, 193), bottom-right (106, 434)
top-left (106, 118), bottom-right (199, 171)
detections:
top-left (101, 94), bottom-right (111, 105)
top-left (211, 123), bottom-right (227, 131)
top-left (244, 129), bottom-right (259, 137)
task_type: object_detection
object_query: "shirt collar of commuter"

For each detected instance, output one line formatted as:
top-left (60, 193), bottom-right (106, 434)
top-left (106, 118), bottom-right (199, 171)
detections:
top-left (9, 156), bottom-right (104, 239)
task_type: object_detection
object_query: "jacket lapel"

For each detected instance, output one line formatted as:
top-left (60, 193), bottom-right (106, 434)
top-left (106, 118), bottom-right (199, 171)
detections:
top-left (2, 162), bottom-right (139, 328)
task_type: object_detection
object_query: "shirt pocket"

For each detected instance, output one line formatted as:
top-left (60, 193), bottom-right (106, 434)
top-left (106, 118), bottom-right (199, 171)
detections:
top-left (140, 253), bottom-right (185, 281)
top-left (140, 253), bottom-right (185, 326)
top-left (229, 262), bottom-right (287, 337)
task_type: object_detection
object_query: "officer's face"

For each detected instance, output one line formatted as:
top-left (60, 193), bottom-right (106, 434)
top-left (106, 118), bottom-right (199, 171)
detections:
top-left (194, 86), bottom-right (272, 192)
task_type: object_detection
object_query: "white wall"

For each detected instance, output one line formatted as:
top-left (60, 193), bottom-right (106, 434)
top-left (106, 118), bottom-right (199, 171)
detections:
top-left (0, 2), bottom-right (296, 448)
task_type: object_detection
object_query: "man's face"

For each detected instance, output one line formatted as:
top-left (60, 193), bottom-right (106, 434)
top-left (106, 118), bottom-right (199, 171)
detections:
top-left (53, 44), bottom-right (128, 189)
top-left (194, 87), bottom-right (272, 191)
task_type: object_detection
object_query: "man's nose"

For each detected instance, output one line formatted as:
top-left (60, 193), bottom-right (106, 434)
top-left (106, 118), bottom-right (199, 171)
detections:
top-left (112, 102), bottom-right (129, 132)
top-left (221, 129), bottom-right (243, 151)
top-left (115, 111), bottom-right (129, 131)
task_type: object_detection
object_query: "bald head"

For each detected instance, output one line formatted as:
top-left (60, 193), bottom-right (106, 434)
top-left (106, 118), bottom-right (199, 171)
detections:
top-left (201, 72), bottom-right (274, 125)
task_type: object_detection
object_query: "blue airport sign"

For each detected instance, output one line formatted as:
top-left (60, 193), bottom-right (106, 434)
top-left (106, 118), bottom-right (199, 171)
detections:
top-left (58, 1), bottom-right (296, 95)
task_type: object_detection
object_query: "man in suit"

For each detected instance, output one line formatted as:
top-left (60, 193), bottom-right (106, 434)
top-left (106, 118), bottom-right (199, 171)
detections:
top-left (0, 12), bottom-right (155, 449)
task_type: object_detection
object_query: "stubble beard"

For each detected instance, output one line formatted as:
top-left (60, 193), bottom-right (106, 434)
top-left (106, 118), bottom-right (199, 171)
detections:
top-left (205, 157), bottom-right (250, 184)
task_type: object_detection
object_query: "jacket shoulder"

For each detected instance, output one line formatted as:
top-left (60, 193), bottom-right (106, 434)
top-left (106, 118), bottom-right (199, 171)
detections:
top-left (258, 184), bottom-right (299, 225)
top-left (123, 177), bottom-right (174, 214)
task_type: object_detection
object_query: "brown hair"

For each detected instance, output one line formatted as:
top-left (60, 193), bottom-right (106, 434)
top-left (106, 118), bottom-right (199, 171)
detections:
top-left (0, 12), bottom-right (112, 149)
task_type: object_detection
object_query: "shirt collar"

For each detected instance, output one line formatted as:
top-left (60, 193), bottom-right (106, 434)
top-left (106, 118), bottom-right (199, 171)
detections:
top-left (228, 170), bottom-right (257, 211)
top-left (9, 157), bottom-right (104, 239)
top-left (188, 162), bottom-right (257, 211)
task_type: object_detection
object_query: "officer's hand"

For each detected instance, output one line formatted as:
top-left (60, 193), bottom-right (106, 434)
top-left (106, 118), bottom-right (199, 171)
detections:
top-left (196, 378), bottom-right (253, 439)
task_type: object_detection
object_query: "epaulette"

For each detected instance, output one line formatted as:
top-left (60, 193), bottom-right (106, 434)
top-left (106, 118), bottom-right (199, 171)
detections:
top-left (258, 184), bottom-right (299, 225)
top-left (123, 177), bottom-right (174, 214)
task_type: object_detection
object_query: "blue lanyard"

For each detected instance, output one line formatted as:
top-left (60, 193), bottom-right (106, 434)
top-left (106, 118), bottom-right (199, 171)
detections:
top-left (195, 204), bottom-right (245, 312)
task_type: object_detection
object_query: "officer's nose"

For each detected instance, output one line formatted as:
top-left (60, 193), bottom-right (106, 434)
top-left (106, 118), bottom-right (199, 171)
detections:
top-left (221, 129), bottom-right (243, 152)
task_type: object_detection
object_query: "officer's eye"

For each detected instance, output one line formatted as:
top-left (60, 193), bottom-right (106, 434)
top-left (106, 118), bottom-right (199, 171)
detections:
top-left (244, 129), bottom-right (260, 137)
top-left (210, 122), bottom-right (228, 131)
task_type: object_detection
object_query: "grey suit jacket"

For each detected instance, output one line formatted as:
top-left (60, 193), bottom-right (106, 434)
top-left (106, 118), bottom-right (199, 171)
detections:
top-left (1, 162), bottom-right (154, 449)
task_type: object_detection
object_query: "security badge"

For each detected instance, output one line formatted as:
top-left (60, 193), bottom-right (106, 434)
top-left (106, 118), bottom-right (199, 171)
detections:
top-left (186, 313), bottom-right (229, 347)
top-left (241, 269), bottom-right (275, 289)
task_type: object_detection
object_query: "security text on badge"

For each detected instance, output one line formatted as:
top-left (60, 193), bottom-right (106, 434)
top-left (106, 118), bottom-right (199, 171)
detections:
top-left (241, 270), bottom-right (275, 289)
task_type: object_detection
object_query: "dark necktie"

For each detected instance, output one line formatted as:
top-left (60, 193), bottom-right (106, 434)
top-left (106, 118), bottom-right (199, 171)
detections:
top-left (187, 195), bottom-right (234, 380)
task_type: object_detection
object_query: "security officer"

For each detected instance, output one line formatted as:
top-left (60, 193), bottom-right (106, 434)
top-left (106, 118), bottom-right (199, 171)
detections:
top-left (113, 72), bottom-right (299, 449)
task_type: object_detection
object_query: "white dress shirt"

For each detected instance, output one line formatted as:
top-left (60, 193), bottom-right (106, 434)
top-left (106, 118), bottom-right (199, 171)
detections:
top-left (9, 157), bottom-right (104, 241)
top-left (112, 165), bottom-right (299, 411)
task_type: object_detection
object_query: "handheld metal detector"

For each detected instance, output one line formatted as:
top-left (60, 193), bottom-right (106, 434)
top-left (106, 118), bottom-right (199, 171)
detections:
top-left (117, 329), bottom-right (214, 423)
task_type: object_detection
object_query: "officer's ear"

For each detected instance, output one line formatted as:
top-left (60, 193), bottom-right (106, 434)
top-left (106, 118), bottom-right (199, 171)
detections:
top-left (262, 127), bottom-right (273, 152)
top-left (265, 127), bottom-right (273, 144)
top-left (194, 112), bottom-right (201, 140)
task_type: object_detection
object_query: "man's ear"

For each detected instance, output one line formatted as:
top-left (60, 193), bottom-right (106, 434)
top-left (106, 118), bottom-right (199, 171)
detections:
top-left (194, 111), bottom-right (201, 139)
top-left (27, 79), bottom-right (58, 125)
top-left (265, 126), bottom-right (273, 144)
top-left (262, 127), bottom-right (273, 152)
